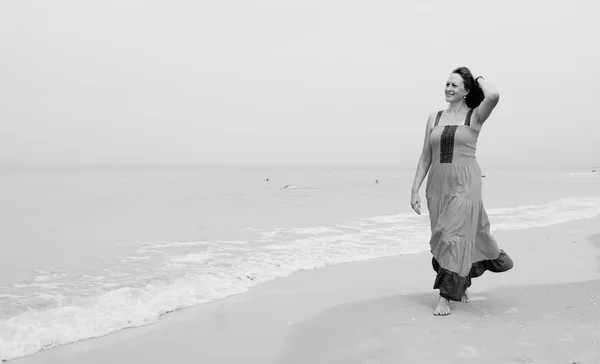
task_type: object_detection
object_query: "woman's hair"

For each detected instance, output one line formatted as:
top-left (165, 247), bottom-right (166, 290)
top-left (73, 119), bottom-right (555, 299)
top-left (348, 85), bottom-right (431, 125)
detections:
top-left (452, 66), bottom-right (484, 108)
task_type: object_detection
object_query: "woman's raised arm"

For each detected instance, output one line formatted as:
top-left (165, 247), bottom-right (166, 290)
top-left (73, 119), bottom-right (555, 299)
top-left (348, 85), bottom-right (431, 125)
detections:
top-left (473, 76), bottom-right (500, 125)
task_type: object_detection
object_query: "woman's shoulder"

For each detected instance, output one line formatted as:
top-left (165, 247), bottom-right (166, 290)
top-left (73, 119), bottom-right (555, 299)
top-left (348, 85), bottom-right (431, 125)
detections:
top-left (428, 110), bottom-right (442, 119)
top-left (427, 110), bottom-right (443, 124)
top-left (425, 111), bottom-right (440, 131)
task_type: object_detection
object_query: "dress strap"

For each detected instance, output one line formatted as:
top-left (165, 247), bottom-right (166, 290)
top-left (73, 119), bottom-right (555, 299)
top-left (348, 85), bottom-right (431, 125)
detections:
top-left (464, 109), bottom-right (474, 126)
top-left (434, 111), bottom-right (443, 126)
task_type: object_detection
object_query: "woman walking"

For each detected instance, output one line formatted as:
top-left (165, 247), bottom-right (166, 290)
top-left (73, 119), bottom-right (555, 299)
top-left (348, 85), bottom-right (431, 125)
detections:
top-left (410, 67), bottom-right (513, 316)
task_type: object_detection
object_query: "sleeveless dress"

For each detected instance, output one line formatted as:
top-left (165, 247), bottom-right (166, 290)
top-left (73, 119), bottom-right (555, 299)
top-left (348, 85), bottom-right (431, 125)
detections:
top-left (426, 109), bottom-right (513, 301)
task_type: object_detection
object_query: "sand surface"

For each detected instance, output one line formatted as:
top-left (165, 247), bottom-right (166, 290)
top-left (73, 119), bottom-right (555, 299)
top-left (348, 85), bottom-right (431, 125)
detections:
top-left (13, 217), bottom-right (600, 364)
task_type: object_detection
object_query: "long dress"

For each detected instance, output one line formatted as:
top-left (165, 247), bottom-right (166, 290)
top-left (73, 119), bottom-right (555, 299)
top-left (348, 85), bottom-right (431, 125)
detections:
top-left (426, 109), bottom-right (513, 302)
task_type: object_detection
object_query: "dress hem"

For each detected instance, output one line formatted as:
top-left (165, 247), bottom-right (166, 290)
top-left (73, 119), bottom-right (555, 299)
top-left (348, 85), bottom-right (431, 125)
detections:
top-left (432, 250), bottom-right (514, 302)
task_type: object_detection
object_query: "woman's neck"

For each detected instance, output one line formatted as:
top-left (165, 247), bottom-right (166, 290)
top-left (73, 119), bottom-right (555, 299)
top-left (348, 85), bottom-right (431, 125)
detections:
top-left (446, 100), bottom-right (469, 115)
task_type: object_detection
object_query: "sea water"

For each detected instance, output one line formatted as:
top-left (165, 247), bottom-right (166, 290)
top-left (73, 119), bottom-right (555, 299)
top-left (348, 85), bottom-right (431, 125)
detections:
top-left (0, 165), bottom-right (598, 361)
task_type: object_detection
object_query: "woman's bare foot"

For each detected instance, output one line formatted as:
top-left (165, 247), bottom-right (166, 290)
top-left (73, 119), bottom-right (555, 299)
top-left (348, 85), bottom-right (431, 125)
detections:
top-left (434, 296), bottom-right (451, 316)
top-left (462, 288), bottom-right (469, 303)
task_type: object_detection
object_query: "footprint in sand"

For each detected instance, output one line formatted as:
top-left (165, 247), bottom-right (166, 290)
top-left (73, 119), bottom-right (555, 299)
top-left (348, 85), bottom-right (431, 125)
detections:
top-left (458, 345), bottom-right (478, 358)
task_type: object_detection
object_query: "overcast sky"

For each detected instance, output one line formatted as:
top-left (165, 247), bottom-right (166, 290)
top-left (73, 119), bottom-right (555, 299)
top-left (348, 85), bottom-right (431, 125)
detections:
top-left (1, 0), bottom-right (598, 168)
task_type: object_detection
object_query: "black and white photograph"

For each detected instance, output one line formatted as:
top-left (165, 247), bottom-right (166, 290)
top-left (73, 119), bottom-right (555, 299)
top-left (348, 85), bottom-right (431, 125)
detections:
top-left (1, 1), bottom-right (599, 363)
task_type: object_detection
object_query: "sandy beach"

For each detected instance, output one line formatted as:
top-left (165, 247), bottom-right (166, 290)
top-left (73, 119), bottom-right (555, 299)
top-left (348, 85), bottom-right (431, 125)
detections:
top-left (12, 216), bottom-right (600, 364)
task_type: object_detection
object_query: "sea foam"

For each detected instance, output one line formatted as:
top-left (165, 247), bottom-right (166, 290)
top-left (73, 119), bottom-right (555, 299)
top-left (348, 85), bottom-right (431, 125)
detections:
top-left (1, 196), bottom-right (599, 361)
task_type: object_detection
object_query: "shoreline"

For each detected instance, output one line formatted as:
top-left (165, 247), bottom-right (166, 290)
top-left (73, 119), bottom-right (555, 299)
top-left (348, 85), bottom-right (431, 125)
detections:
top-left (11, 216), bottom-right (600, 363)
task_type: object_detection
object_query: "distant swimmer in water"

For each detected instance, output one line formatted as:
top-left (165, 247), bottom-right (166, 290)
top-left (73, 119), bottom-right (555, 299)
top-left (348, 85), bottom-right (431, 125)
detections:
top-left (265, 178), bottom-right (269, 182)
top-left (375, 180), bottom-right (379, 184)
top-left (281, 184), bottom-right (296, 189)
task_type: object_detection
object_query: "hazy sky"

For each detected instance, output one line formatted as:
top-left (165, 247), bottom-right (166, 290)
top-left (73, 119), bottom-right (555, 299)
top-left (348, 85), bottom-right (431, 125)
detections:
top-left (1, 0), bottom-right (599, 168)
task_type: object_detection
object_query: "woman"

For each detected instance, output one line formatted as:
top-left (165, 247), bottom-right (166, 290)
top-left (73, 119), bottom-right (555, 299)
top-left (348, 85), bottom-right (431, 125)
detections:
top-left (410, 67), bottom-right (513, 316)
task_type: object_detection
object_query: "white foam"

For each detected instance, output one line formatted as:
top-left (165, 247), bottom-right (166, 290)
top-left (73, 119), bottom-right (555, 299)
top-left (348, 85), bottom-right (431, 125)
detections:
top-left (143, 241), bottom-right (213, 249)
top-left (118, 256), bottom-right (151, 263)
top-left (489, 197), bottom-right (600, 231)
top-left (289, 227), bottom-right (344, 234)
top-left (168, 254), bottom-right (211, 264)
top-left (1, 196), bottom-right (599, 361)
top-left (33, 273), bottom-right (66, 283)
top-left (13, 283), bottom-right (68, 289)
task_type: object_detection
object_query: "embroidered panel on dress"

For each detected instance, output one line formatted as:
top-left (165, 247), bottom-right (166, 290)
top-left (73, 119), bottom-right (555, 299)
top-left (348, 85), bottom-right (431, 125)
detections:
top-left (440, 125), bottom-right (459, 163)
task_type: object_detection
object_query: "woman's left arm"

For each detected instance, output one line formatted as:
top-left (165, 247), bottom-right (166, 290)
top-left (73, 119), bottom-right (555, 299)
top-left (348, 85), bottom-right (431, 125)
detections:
top-left (473, 76), bottom-right (500, 125)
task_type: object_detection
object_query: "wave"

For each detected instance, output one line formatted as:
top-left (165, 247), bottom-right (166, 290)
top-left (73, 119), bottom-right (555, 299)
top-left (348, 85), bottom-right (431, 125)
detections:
top-left (1, 196), bottom-right (599, 361)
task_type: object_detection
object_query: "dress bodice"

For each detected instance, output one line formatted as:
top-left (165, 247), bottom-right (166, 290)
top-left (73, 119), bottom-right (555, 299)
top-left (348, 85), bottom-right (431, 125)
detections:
top-left (429, 110), bottom-right (478, 164)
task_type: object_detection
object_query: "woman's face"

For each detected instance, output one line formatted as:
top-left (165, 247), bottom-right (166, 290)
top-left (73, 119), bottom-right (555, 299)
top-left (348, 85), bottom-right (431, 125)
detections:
top-left (444, 73), bottom-right (469, 103)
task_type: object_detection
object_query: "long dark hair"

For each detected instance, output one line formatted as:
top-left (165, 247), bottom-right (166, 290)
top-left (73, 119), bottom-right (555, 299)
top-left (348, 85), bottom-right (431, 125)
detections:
top-left (452, 67), bottom-right (484, 108)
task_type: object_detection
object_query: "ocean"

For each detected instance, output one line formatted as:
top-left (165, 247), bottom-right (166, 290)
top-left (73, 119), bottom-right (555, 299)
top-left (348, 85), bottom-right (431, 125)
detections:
top-left (0, 165), bottom-right (599, 361)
